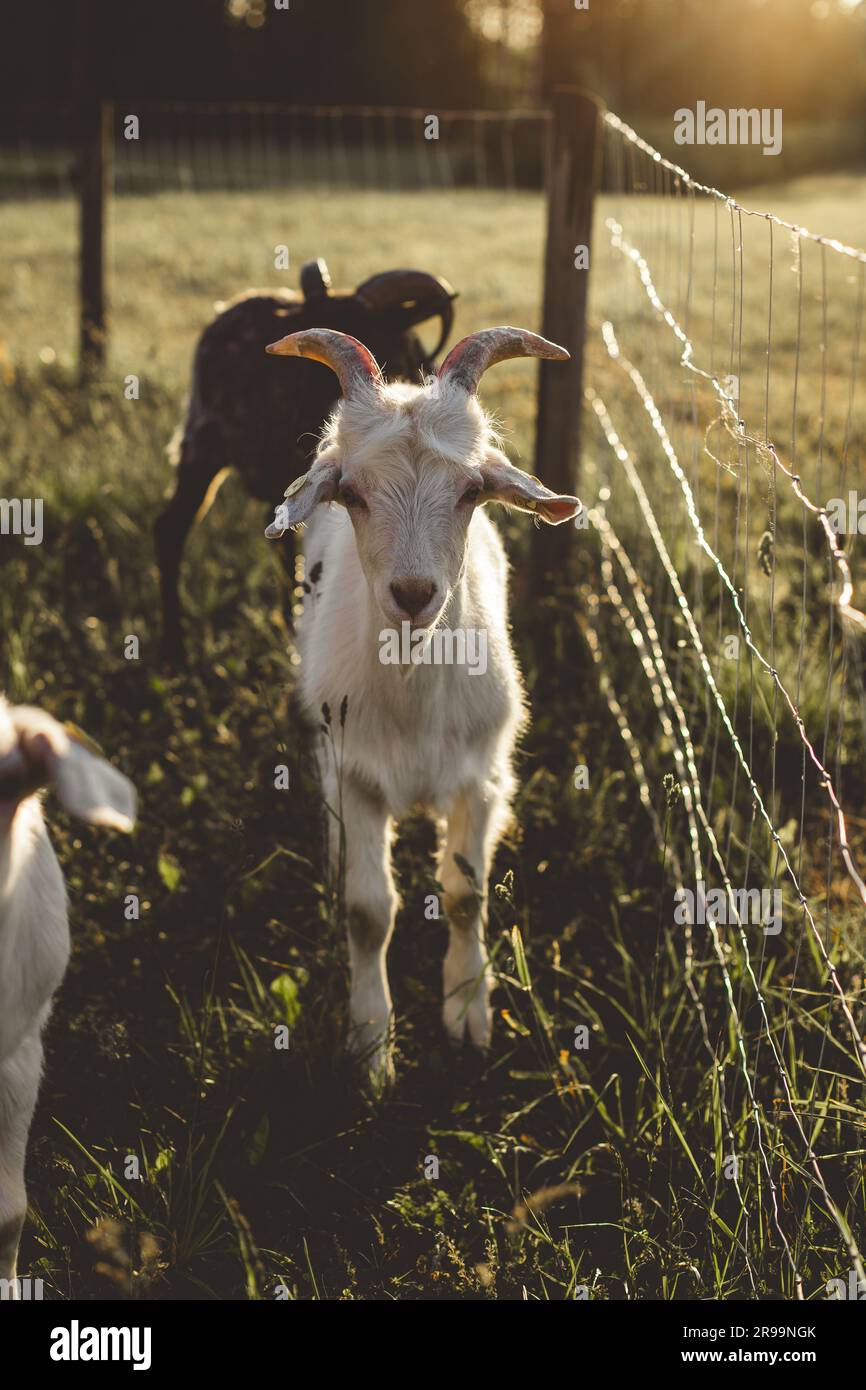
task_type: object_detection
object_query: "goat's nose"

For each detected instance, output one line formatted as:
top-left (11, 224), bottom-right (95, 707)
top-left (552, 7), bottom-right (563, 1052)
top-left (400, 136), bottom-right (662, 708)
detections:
top-left (390, 578), bottom-right (436, 620)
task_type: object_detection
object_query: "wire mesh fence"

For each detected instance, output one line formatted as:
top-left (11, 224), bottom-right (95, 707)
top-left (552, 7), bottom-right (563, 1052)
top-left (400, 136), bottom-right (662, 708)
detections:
top-left (0, 100), bottom-right (550, 198)
top-left (582, 111), bottom-right (866, 1294)
top-left (0, 100), bottom-right (551, 444)
top-left (108, 102), bottom-right (551, 194)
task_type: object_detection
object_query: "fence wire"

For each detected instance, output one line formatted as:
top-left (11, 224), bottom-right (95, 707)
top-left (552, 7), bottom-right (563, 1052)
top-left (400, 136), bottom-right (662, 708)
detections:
top-left (583, 110), bottom-right (866, 1294)
top-left (0, 100), bottom-right (550, 199)
top-left (0, 101), bottom-right (550, 397)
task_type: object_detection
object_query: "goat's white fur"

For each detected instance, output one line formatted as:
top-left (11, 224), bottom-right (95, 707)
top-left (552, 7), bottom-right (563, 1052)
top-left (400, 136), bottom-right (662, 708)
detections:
top-left (0, 701), bottom-right (135, 1296)
top-left (268, 368), bottom-right (579, 1077)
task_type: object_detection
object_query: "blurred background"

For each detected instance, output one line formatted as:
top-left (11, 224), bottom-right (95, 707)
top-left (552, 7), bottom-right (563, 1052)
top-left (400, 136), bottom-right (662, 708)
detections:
top-left (3, 0), bottom-right (866, 183)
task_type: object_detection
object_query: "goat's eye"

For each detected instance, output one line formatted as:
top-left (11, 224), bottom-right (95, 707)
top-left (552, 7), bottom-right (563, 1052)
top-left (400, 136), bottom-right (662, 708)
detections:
top-left (339, 486), bottom-right (365, 510)
top-left (461, 485), bottom-right (482, 505)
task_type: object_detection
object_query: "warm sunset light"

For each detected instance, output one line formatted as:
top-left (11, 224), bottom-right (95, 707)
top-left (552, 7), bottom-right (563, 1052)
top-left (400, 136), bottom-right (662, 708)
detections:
top-left (2, 0), bottom-right (866, 1351)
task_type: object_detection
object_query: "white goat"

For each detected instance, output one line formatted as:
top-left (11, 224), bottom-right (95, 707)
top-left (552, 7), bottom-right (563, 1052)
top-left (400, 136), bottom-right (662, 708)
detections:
top-left (264, 326), bottom-right (580, 1078)
top-left (0, 700), bottom-right (136, 1296)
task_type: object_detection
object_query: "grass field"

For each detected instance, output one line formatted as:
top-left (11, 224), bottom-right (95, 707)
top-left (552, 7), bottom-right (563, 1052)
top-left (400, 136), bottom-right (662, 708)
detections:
top-left (1, 171), bottom-right (866, 1300)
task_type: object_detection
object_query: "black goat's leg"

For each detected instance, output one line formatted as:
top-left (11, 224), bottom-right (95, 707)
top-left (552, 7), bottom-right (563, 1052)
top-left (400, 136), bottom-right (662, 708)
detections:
top-left (154, 427), bottom-right (228, 662)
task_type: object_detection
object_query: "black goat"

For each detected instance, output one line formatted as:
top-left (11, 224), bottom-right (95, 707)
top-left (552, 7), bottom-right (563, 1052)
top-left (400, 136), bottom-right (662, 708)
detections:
top-left (155, 259), bottom-right (456, 658)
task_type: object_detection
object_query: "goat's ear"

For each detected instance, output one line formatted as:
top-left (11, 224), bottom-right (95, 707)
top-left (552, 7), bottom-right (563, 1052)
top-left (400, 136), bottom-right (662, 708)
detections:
top-left (479, 449), bottom-right (582, 526)
top-left (265, 453), bottom-right (341, 537)
top-left (9, 708), bottom-right (136, 831)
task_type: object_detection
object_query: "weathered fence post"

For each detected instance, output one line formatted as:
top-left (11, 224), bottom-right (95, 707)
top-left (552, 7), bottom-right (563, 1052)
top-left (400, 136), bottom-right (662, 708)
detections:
top-left (530, 86), bottom-right (603, 595)
top-left (78, 99), bottom-right (111, 379)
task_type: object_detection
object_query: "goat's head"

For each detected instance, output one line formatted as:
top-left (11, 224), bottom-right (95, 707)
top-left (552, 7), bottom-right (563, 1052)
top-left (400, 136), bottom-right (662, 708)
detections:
top-left (0, 699), bottom-right (137, 834)
top-left (264, 327), bottom-right (582, 630)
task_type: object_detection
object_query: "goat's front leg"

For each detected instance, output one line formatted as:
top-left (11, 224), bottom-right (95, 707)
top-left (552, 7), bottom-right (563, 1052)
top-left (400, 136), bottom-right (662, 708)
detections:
top-left (0, 1032), bottom-right (42, 1298)
top-left (325, 771), bottom-right (397, 1082)
top-left (438, 781), bottom-right (507, 1048)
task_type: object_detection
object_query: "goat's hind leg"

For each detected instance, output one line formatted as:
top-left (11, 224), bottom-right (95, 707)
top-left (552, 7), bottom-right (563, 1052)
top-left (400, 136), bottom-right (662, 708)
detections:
top-left (0, 1034), bottom-right (42, 1299)
top-left (439, 781), bottom-right (510, 1049)
top-left (154, 423), bottom-right (229, 662)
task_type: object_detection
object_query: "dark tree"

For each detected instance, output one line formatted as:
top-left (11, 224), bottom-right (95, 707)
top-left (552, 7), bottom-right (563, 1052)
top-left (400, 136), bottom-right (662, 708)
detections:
top-left (1, 0), bottom-right (485, 107)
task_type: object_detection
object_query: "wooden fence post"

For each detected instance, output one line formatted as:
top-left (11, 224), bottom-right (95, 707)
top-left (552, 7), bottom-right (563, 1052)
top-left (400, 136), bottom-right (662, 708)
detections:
top-left (530, 86), bottom-right (603, 596)
top-left (79, 100), bottom-right (111, 379)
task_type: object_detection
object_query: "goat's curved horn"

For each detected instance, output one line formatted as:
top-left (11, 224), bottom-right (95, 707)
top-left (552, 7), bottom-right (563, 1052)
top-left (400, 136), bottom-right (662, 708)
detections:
top-left (438, 327), bottom-right (569, 394)
top-left (356, 269), bottom-right (458, 361)
top-left (265, 328), bottom-right (382, 396)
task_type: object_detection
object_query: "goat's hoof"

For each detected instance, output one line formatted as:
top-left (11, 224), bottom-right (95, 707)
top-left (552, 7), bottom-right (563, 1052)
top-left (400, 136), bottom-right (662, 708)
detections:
top-left (442, 990), bottom-right (492, 1050)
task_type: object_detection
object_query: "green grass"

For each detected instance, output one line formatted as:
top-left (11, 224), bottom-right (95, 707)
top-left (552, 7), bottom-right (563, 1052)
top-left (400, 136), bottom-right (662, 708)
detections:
top-left (1, 174), bottom-right (866, 1300)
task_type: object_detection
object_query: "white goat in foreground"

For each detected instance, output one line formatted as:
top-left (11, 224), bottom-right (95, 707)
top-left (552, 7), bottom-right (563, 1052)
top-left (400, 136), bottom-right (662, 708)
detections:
top-left (264, 326), bottom-right (580, 1077)
top-left (0, 701), bottom-right (136, 1296)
